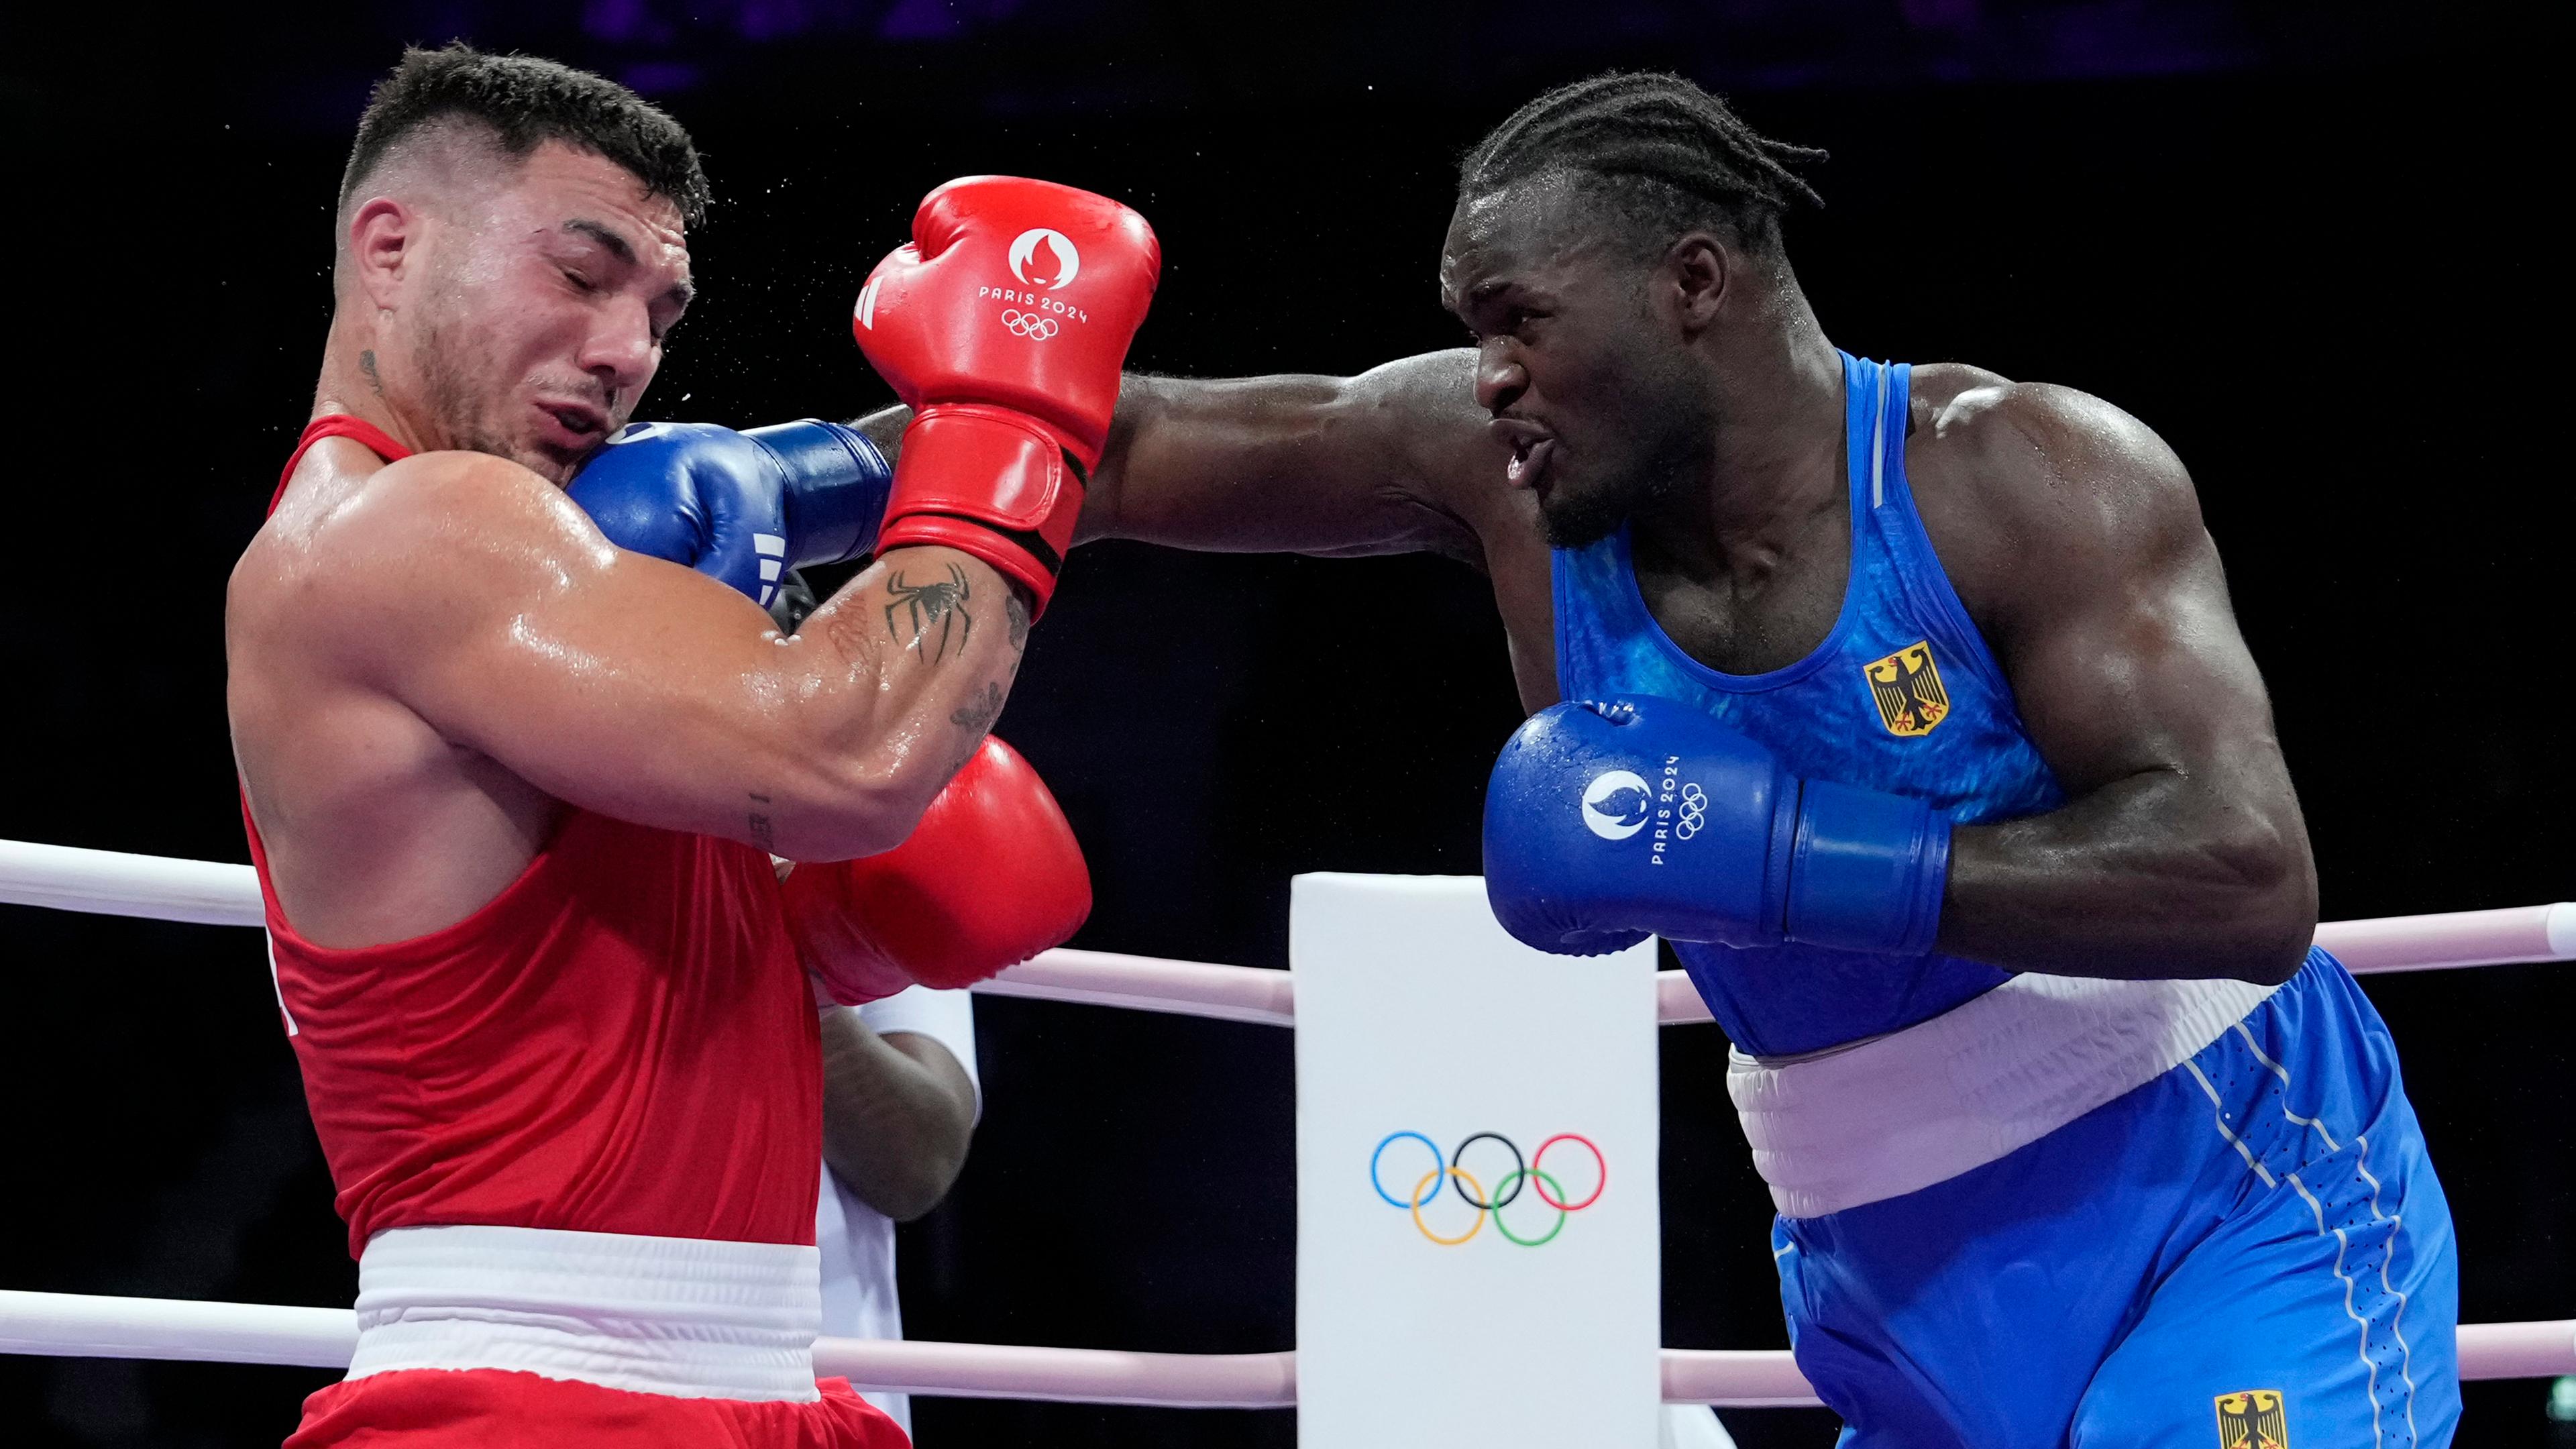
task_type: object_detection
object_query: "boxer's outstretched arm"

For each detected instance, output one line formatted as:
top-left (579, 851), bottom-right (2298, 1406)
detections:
top-left (863, 349), bottom-right (1501, 562)
top-left (311, 449), bottom-right (1026, 863)
top-left (1091, 352), bottom-right (1503, 559)
top-left (1933, 386), bottom-right (2317, 983)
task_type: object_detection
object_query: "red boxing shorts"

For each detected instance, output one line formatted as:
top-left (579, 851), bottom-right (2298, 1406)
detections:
top-left (286, 1368), bottom-right (904, 1448)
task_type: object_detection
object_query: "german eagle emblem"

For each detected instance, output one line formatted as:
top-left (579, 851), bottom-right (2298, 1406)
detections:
top-left (1863, 641), bottom-right (1950, 737)
top-left (2214, 1389), bottom-right (2288, 1449)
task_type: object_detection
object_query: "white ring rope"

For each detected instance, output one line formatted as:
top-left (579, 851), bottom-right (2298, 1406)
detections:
top-left (0, 840), bottom-right (267, 928)
top-left (0, 1289), bottom-right (2566, 1407)
top-left (2, 840), bottom-right (2568, 1027)
top-left (4, 839), bottom-right (2571, 1406)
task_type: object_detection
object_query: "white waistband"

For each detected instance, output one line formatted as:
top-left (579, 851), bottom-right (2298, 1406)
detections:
top-left (348, 1224), bottom-right (822, 1402)
top-left (1729, 973), bottom-right (2279, 1218)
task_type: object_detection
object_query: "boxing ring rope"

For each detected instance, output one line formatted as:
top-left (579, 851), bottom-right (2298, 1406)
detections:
top-left (7, 839), bottom-right (2569, 1027)
top-left (0, 1288), bottom-right (2567, 1408)
top-left (3, 837), bottom-right (2572, 1407)
top-left (0, 1289), bottom-right (1305, 1409)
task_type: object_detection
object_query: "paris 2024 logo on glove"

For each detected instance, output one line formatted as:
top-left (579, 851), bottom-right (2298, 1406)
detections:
top-left (1580, 771), bottom-right (1651, 840)
top-left (1580, 767), bottom-right (1707, 857)
top-left (853, 225), bottom-right (1092, 336)
top-left (1007, 228), bottom-right (1079, 288)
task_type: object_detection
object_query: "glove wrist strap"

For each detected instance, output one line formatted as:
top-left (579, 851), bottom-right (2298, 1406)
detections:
top-left (747, 420), bottom-right (894, 568)
top-left (878, 406), bottom-right (1084, 615)
top-left (1782, 781), bottom-right (1951, 956)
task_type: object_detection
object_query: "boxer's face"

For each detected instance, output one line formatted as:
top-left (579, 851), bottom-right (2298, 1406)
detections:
top-left (1442, 179), bottom-right (1713, 548)
top-left (387, 142), bottom-right (694, 483)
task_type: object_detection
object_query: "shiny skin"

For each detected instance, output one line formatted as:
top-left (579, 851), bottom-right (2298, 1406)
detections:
top-left (332, 141), bottom-right (696, 484)
top-left (781, 735), bottom-right (1090, 1001)
top-left (1025, 180), bottom-right (2314, 985)
top-left (233, 143), bottom-right (1028, 949)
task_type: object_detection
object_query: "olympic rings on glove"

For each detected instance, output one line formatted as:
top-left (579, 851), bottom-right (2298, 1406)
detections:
top-left (1001, 309), bottom-right (1059, 339)
top-left (1369, 1130), bottom-right (1607, 1246)
top-left (1673, 782), bottom-right (1709, 841)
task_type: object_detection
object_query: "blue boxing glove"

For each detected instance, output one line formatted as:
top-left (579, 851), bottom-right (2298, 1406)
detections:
top-left (1482, 696), bottom-right (1951, 958)
top-left (568, 419), bottom-right (892, 607)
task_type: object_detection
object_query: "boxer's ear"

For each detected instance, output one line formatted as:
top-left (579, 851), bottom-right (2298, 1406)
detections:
top-left (1663, 232), bottom-right (1731, 335)
top-left (345, 197), bottom-right (417, 309)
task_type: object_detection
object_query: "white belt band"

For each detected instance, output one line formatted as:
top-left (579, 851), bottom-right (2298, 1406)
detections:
top-left (349, 1224), bottom-right (822, 1403)
top-left (1729, 973), bottom-right (2279, 1219)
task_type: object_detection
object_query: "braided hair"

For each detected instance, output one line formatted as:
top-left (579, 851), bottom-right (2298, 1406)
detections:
top-left (1458, 72), bottom-right (1824, 257)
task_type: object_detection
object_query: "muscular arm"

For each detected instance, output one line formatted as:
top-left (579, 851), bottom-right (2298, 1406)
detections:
top-left (859, 349), bottom-right (1499, 562)
top-left (1928, 385), bottom-right (2316, 983)
top-left (818, 1012), bottom-right (976, 1222)
top-left (311, 450), bottom-right (1028, 861)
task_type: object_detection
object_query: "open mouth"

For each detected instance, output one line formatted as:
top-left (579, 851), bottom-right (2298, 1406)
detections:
top-left (536, 400), bottom-right (609, 450)
top-left (1489, 417), bottom-right (1558, 490)
top-left (1505, 435), bottom-right (1557, 488)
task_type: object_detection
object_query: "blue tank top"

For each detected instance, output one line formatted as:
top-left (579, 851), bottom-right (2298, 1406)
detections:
top-left (1551, 353), bottom-right (2063, 1057)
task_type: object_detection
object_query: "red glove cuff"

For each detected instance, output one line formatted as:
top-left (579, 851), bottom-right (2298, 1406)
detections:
top-left (779, 737), bottom-right (1091, 1000)
top-left (875, 404), bottom-right (1083, 616)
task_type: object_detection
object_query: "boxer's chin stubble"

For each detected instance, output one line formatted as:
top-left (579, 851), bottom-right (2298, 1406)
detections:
top-left (398, 291), bottom-right (545, 476)
top-left (1538, 462), bottom-right (1664, 549)
top-left (413, 332), bottom-right (560, 479)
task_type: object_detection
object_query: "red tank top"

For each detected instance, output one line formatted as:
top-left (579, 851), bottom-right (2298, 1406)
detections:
top-left (251, 417), bottom-right (822, 1258)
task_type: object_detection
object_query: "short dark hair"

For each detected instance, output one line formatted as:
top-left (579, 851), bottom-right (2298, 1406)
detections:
top-left (339, 43), bottom-right (710, 227)
top-left (1458, 72), bottom-right (1823, 257)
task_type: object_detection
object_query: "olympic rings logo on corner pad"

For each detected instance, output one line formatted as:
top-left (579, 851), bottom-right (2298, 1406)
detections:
top-left (1369, 1131), bottom-right (1607, 1247)
top-left (1001, 309), bottom-right (1059, 340)
top-left (1672, 782), bottom-right (1709, 840)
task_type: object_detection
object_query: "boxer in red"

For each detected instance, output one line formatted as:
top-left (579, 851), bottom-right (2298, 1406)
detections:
top-left (227, 44), bottom-right (1157, 1447)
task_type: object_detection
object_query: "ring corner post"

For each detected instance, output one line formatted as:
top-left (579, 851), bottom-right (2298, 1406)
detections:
top-left (1289, 872), bottom-right (1662, 1446)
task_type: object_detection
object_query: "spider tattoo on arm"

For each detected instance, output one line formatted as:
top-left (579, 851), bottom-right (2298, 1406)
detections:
top-left (884, 563), bottom-right (974, 663)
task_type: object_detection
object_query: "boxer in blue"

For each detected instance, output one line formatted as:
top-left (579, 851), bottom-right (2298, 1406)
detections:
top-left (619, 70), bottom-right (2456, 1447)
top-left (1053, 72), bottom-right (2459, 1448)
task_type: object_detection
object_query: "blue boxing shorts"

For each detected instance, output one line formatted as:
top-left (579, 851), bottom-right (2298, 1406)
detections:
top-left (1735, 950), bottom-right (2459, 1448)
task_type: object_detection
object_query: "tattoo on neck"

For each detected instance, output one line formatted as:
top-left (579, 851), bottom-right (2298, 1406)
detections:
top-left (1006, 592), bottom-right (1030, 652)
top-left (746, 792), bottom-right (776, 851)
top-left (883, 563), bottom-right (974, 663)
top-left (358, 350), bottom-right (386, 398)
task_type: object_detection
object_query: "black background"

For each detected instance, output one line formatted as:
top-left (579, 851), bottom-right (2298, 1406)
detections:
top-left (1, 3), bottom-right (2565, 1445)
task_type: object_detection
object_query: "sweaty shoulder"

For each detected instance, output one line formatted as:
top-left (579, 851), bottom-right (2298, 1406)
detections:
top-left (1334, 348), bottom-right (1516, 543)
top-left (1346, 347), bottom-right (1488, 450)
top-left (1096, 346), bottom-right (1513, 566)
top-left (235, 447), bottom-right (610, 676)
top-left (1358, 348), bottom-right (1543, 561)
top-left (1902, 362), bottom-right (2208, 646)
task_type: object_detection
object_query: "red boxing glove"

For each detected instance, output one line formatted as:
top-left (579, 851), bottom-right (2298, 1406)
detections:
top-left (852, 176), bottom-right (1161, 615)
top-left (780, 735), bottom-right (1091, 1002)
